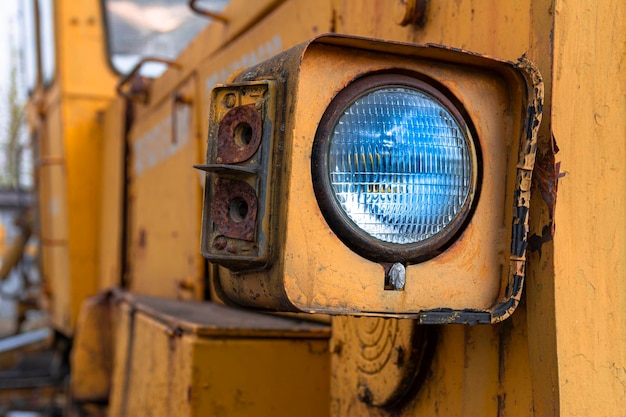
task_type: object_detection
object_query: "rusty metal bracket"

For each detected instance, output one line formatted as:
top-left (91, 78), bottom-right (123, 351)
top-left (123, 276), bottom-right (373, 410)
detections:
top-left (116, 58), bottom-right (182, 103)
top-left (193, 163), bottom-right (257, 175)
top-left (199, 80), bottom-right (277, 271)
top-left (211, 178), bottom-right (258, 242)
top-left (394, 0), bottom-right (428, 26)
top-left (188, 0), bottom-right (229, 23)
top-left (217, 104), bottom-right (263, 164)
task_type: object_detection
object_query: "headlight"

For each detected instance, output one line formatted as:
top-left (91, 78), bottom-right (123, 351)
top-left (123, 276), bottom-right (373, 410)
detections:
top-left (312, 74), bottom-right (478, 262)
top-left (200, 35), bottom-right (544, 323)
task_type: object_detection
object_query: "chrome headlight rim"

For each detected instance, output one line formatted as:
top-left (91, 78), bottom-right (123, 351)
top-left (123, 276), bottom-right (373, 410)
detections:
top-left (311, 72), bottom-right (481, 263)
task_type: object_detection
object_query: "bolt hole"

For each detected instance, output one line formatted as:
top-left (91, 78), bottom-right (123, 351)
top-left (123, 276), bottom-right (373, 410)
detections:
top-left (228, 197), bottom-right (249, 222)
top-left (234, 122), bottom-right (253, 147)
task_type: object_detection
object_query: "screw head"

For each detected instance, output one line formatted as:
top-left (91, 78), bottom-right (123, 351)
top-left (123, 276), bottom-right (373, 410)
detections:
top-left (222, 93), bottom-right (236, 108)
top-left (214, 236), bottom-right (227, 250)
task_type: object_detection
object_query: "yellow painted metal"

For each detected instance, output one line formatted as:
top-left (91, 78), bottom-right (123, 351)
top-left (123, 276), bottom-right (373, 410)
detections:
top-left (126, 76), bottom-right (204, 299)
top-left (322, 1), bottom-right (549, 415)
top-left (331, 304), bottom-right (536, 416)
top-left (550, 0), bottom-right (626, 415)
top-left (22, 0), bottom-right (626, 416)
top-left (107, 293), bottom-right (330, 417)
top-left (332, 0), bottom-right (535, 62)
top-left (56, 2), bottom-right (119, 98)
top-left (330, 317), bottom-right (433, 408)
top-left (325, 0), bottom-right (625, 416)
top-left (98, 97), bottom-right (127, 291)
top-left (70, 293), bottom-right (114, 403)
top-left (32, 0), bottom-right (118, 335)
top-left (123, 0), bottom-right (332, 301)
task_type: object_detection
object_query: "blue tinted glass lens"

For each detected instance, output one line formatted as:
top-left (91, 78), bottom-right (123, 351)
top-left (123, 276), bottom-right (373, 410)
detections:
top-left (328, 86), bottom-right (473, 244)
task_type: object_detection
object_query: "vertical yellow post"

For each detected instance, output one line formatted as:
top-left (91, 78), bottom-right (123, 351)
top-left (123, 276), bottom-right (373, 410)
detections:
top-left (551, 0), bottom-right (626, 415)
top-left (36, 0), bottom-right (117, 333)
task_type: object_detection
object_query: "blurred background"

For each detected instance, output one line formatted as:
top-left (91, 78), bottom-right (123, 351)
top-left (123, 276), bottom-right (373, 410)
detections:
top-left (0, 0), bottom-right (39, 341)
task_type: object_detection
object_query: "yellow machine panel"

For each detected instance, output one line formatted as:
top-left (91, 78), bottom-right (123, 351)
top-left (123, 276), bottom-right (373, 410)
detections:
top-left (107, 294), bottom-right (330, 417)
top-left (31, 0), bottom-right (118, 334)
top-left (98, 97), bottom-right (126, 291)
top-left (126, 76), bottom-right (204, 299)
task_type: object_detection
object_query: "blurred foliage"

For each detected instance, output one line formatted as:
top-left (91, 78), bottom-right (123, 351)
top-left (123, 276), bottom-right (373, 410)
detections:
top-left (1, 54), bottom-right (26, 188)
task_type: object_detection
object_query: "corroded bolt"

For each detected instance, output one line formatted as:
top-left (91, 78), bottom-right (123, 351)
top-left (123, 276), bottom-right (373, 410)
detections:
top-left (214, 236), bottom-right (227, 250)
top-left (222, 93), bottom-right (236, 108)
top-left (393, 0), bottom-right (427, 26)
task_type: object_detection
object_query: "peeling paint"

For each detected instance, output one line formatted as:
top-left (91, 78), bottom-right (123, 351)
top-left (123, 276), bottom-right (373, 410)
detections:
top-left (528, 132), bottom-right (562, 257)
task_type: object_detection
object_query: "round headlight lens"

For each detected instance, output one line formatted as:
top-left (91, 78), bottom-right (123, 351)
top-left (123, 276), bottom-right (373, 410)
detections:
top-left (313, 74), bottom-right (477, 260)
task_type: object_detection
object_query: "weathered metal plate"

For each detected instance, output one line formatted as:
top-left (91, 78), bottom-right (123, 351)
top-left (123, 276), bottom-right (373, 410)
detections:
top-left (118, 292), bottom-right (330, 339)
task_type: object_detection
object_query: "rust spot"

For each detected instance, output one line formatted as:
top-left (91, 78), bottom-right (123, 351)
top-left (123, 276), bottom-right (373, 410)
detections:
top-left (222, 93), bottom-right (236, 109)
top-left (138, 228), bottom-right (147, 249)
top-left (211, 179), bottom-right (258, 241)
top-left (357, 382), bottom-right (374, 405)
top-left (214, 236), bottom-right (227, 250)
top-left (529, 133), bottom-right (561, 253)
top-left (331, 340), bottom-right (344, 355)
top-left (217, 104), bottom-right (262, 164)
top-left (534, 134), bottom-right (560, 229)
top-left (528, 224), bottom-right (553, 257)
top-left (395, 346), bottom-right (405, 368)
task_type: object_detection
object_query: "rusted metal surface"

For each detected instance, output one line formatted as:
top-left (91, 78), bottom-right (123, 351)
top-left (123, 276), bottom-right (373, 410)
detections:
top-left (116, 291), bottom-right (330, 338)
top-left (200, 80), bottom-right (278, 271)
top-left (211, 178), bottom-right (258, 241)
top-left (492, 56), bottom-right (544, 323)
top-left (217, 104), bottom-right (263, 164)
top-left (528, 133), bottom-right (561, 255)
top-left (511, 58), bottom-right (544, 258)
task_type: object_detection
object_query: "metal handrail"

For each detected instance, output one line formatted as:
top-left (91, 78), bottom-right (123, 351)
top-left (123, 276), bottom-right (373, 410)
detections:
top-left (116, 58), bottom-right (182, 103)
top-left (188, 0), bottom-right (229, 23)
